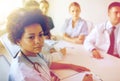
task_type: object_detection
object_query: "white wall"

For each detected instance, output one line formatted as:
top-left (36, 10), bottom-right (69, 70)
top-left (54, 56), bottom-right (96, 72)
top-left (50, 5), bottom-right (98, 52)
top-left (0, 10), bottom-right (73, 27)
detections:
top-left (47, 0), bottom-right (120, 36)
top-left (1, 0), bottom-right (120, 36)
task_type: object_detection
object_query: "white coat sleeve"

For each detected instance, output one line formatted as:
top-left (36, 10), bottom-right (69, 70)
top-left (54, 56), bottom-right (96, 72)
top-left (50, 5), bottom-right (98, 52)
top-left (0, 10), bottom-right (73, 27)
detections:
top-left (84, 27), bottom-right (98, 52)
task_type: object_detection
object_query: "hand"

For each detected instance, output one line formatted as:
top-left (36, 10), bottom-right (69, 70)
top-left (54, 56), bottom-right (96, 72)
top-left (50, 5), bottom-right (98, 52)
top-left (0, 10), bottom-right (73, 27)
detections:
top-left (92, 49), bottom-right (103, 59)
top-left (60, 47), bottom-right (66, 56)
top-left (75, 39), bottom-right (84, 44)
top-left (82, 74), bottom-right (93, 81)
top-left (75, 35), bottom-right (85, 44)
top-left (50, 48), bottom-right (57, 53)
top-left (51, 35), bottom-right (57, 40)
top-left (71, 64), bottom-right (90, 72)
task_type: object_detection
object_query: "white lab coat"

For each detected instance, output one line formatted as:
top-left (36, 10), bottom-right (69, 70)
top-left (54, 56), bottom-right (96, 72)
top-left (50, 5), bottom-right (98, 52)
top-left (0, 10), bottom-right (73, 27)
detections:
top-left (9, 53), bottom-right (51, 81)
top-left (84, 21), bottom-right (120, 55)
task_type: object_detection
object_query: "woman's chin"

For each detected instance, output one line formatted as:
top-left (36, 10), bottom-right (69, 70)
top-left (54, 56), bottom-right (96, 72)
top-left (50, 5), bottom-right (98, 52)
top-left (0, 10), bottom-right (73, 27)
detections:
top-left (34, 49), bottom-right (42, 54)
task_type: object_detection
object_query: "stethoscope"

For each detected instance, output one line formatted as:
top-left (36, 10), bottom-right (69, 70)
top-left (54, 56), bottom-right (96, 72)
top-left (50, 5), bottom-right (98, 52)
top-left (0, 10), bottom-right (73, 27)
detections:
top-left (102, 21), bottom-right (118, 33)
top-left (14, 50), bottom-right (60, 81)
top-left (101, 21), bottom-right (108, 33)
top-left (16, 50), bottom-right (51, 81)
top-left (20, 51), bottom-right (43, 73)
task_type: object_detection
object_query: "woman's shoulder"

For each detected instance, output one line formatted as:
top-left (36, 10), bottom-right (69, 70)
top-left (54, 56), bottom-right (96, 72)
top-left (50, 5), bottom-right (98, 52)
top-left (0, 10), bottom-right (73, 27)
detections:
top-left (63, 18), bottom-right (72, 24)
top-left (13, 54), bottom-right (28, 64)
top-left (79, 18), bottom-right (87, 23)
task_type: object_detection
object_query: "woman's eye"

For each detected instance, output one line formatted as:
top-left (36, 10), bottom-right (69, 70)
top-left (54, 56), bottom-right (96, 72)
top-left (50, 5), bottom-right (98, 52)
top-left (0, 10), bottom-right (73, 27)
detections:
top-left (28, 36), bottom-right (34, 39)
top-left (39, 33), bottom-right (44, 37)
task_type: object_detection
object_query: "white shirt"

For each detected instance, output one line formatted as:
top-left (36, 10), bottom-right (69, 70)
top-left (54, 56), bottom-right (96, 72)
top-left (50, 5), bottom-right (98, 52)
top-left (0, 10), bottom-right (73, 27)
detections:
top-left (63, 18), bottom-right (88, 38)
top-left (9, 53), bottom-right (52, 81)
top-left (84, 21), bottom-right (120, 56)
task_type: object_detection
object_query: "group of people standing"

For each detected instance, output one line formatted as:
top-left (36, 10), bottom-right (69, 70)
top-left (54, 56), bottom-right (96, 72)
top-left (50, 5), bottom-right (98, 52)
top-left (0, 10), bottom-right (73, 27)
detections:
top-left (6, 0), bottom-right (120, 81)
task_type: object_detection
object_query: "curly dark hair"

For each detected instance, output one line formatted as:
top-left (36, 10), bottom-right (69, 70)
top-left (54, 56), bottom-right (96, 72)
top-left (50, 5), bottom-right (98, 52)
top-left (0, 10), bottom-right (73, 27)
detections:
top-left (7, 8), bottom-right (49, 44)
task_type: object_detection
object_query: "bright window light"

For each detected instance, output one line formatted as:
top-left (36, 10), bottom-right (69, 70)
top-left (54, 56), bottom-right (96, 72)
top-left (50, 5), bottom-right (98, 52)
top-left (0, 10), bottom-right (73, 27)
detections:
top-left (0, 0), bottom-right (22, 30)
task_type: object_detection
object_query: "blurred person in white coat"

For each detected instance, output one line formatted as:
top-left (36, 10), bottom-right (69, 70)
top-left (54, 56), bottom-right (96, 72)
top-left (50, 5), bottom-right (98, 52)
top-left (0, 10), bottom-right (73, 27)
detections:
top-left (84, 2), bottom-right (120, 59)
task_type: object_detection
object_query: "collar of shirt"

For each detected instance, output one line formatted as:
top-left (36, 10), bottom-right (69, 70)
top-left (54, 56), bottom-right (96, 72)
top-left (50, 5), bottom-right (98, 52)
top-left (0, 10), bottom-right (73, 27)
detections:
top-left (106, 21), bottom-right (120, 30)
top-left (69, 17), bottom-right (81, 22)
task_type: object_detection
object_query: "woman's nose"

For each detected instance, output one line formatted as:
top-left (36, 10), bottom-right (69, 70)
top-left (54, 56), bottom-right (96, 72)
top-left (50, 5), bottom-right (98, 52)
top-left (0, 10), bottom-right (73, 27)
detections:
top-left (35, 37), bottom-right (41, 44)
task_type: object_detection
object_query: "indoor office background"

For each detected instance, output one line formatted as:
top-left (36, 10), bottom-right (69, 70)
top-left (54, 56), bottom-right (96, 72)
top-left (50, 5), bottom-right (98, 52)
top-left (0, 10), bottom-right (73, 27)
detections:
top-left (48, 0), bottom-right (120, 36)
top-left (0, 0), bottom-right (120, 36)
top-left (0, 0), bottom-right (120, 81)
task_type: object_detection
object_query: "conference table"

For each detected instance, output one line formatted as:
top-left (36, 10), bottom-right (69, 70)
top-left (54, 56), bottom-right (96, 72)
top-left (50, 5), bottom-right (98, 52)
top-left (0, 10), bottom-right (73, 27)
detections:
top-left (51, 40), bottom-right (120, 81)
top-left (1, 33), bottom-right (120, 81)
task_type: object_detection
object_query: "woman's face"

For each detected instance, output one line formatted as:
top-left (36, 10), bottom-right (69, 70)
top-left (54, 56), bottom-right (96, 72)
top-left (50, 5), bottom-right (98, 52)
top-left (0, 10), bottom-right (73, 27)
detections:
top-left (69, 5), bottom-right (80, 18)
top-left (18, 24), bottom-right (44, 55)
top-left (39, 3), bottom-right (49, 15)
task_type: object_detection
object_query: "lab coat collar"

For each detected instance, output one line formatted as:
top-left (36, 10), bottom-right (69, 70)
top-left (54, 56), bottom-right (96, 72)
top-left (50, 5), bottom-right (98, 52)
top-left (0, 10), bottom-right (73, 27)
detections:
top-left (106, 21), bottom-right (120, 30)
